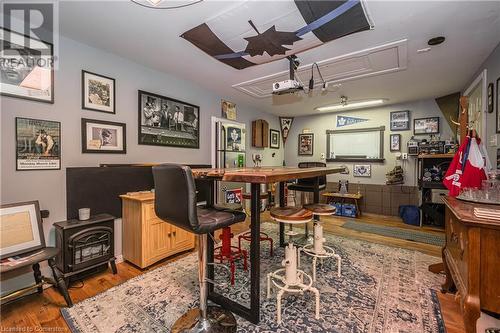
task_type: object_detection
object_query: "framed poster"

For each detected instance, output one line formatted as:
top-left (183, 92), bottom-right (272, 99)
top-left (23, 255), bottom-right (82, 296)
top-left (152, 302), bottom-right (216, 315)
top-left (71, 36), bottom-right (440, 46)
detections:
top-left (497, 77), bottom-right (500, 133)
top-left (270, 129), bottom-right (280, 149)
top-left (390, 134), bottom-right (401, 152)
top-left (221, 99), bottom-right (236, 120)
top-left (353, 164), bottom-right (371, 177)
top-left (81, 118), bottom-right (126, 154)
top-left (0, 28), bottom-right (54, 103)
top-left (298, 133), bottom-right (314, 155)
top-left (226, 126), bottom-right (242, 151)
top-left (413, 117), bottom-right (440, 135)
top-left (390, 110), bottom-right (410, 131)
top-left (16, 117), bottom-right (61, 170)
top-left (487, 82), bottom-right (494, 113)
top-left (138, 90), bottom-right (199, 148)
top-left (82, 70), bottom-right (115, 114)
top-left (0, 201), bottom-right (44, 259)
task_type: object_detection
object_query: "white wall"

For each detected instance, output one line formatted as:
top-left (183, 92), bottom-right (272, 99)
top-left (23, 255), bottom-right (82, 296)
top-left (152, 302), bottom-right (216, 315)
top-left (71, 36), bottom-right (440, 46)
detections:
top-left (0, 35), bottom-right (282, 294)
top-left (284, 99), bottom-right (453, 186)
top-left (465, 42), bottom-right (500, 165)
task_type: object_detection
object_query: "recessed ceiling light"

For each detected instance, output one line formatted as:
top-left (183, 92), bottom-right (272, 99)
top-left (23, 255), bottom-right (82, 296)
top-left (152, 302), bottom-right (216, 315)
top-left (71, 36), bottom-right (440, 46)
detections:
top-left (428, 36), bottom-right (445, 46)
top-left (315, 99), bottom-right (385, 112)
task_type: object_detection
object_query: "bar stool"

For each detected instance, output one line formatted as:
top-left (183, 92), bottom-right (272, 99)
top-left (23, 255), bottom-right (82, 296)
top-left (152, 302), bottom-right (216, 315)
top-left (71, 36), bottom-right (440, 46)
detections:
top-left (213, 203), bottom-right (248, 285)
top-left (267, 206), bottom-right (320, 324)
top-left (238, 190), bottom-right (273, 256)
top-left (298, 203), bottom-right (341, 282)
top-left (153, 164), bottom-right (247, 333)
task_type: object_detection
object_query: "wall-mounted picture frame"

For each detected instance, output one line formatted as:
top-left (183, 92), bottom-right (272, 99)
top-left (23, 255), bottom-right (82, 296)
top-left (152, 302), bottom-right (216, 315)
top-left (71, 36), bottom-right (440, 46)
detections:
top-left (138, 90), bottom-right (199, 148)
top-left (226, 126), bottom-right (242, 151)
top-left (16, 117), bottom-right (61, 171)
top-left (82, 70), bottom-right (116, 114)
top-left (353, 164), bottom-right (371, 177)
top-left (221, 99), bottom-right (236, 121)
top-left (413, 117), bottom-right (440, 135)
top-left (0, 201), bottom-right (45, 259)
top-left (390, 110), bottom-right (410, 131)
top-left (496, 77), bottom-right (500, 133)
top-left (270, 129), bottom-right (280, 149)
top-left (487, 82), bottom-right (494, 113)
top-left (81, 118), bottom-right (126, 154)
top-left (298, 133), bottom-right (314, 155)
top-left (0, 28), bottom-right (54, 104)
top-left (390, 134), bottom-right (401, 152)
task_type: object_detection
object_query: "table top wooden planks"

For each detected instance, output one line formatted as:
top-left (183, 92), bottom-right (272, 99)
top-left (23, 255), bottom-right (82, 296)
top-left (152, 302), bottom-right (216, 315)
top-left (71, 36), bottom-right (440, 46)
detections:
top-left (191, 166), bottom-right (344, 183)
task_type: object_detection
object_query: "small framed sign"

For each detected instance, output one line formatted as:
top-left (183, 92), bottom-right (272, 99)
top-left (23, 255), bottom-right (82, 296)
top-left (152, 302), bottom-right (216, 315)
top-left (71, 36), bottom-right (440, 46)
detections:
top-left (298, 133), bottom-right (314, 155)
top-left (487, 82), bottom-right (494, 114)
top-left (270, 129), bottom-right (280, 149)
top-left (390, 134), bottom-right (401, 152)
top-left (390, 110), bottom-right (410, 131)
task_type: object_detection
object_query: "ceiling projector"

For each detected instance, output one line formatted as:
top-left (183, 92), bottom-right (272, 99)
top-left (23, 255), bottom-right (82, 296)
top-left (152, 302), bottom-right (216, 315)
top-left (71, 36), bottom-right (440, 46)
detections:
top-left (272, 79), bottom-right (303, 95)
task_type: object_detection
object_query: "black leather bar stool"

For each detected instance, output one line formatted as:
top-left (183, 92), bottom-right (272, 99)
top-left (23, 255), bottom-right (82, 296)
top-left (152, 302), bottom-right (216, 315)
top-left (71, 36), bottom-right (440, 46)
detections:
top-left (153, 164), bottom-right (246, 333)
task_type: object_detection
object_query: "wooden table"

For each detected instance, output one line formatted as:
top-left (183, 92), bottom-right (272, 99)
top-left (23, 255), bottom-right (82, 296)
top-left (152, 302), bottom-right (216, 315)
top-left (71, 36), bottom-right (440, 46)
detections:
top-left (441, 197), bottom-right (500, 333)
top-left (322, 192), bottom-right (363, 217)
top-left (191, 166), bottom-right (344, 324)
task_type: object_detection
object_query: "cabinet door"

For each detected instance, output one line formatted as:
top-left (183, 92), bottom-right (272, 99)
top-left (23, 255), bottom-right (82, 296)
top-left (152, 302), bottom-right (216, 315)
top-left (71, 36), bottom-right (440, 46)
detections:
top-left (171, 226), bottom-right (194, 250)
top-left (144, 203), bottom-right (172, 261)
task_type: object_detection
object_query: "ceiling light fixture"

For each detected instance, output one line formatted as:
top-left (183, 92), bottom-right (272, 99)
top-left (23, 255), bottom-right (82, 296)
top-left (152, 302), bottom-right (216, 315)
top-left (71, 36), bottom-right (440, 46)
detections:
top-left (131, 0), bottom-right (203, 9)
top-left (316, 99), bottom-right (385, 112)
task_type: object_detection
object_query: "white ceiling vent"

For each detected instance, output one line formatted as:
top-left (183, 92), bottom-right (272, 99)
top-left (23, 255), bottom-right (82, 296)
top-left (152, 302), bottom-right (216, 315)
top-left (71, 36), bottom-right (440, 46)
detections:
top-left (232, 39), bottom-right (408, 98)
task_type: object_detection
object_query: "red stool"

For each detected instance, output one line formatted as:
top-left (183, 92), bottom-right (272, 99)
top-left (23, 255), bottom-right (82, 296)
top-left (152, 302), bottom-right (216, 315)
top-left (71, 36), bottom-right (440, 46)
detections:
top-left (214, 227), bottom-right (248, 285)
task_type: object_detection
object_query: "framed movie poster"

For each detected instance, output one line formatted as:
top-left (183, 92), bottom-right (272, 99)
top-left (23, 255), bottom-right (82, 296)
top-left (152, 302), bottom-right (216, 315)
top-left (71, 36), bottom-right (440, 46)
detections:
top-left (413, 117), bottom-right (440, 135)
top-left (390, 110), bottom-right (410, 131)
top-left (298, 133), bottom-right (314, 155)
top-left (270, 129), bottom-right (280, 149)
top-left (16, 117), bottom-right (61, 170)
top-left (1, 28), bottom-right (54, 103)
top-left (138, 90), bottom-right (199, 148)
top-left (390, 134), bottom-right (401, 152)
top-left (353, 164), bottom-right (371, 177)
top-left (81, 118), bottom-right (126, 154)
top-left (221, 99), bottom-right (236, 120)
top-left (82, 70), bottom-right (115, 114)
top-left (0, 201), bottom-right (44, 259)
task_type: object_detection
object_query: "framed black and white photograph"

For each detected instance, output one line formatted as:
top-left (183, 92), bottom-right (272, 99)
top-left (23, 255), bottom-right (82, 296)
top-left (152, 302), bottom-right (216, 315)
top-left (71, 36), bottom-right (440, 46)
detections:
top-left (138, 90), bottom-right (199, 148)
top-left (270, 129), bottom-right (280, 149)
top-left (81, 118), bottom-right (126, 154)
top-left (0, 201), bottom-right (44, 259)
top-left (16, 117), bottom-right (61, 170)
top-left (413, 117), bottom-right (440, 135)
top-left (390, 134), bottom-right (401, 152)
top-left (390, 110), bottom-right (410, 131)
top-left (226, 126), bottom-right (242, 151)
top-left (82, 70), bottom-right (115, 114)
top-left (1, 28), bottom-right (54, 103)
top-left (353, 164), bottom-right (371, 177)
top-left (298, 133), bottom-right (313, 155)
top-left (496, 77), bottom-right (500, 133)
top-left (487, 82), bottom-right (494, 114)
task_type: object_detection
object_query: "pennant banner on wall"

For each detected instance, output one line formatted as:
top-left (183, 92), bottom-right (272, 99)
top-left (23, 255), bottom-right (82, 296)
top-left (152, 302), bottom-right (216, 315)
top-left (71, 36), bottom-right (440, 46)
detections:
top-left (336, 115), bottom-right (368, 127)
top-left (279, 116), bottom-right (294, 144)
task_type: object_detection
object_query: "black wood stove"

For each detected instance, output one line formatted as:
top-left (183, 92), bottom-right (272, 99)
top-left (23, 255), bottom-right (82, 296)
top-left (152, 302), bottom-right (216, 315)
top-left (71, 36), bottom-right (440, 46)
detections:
top-left (54, 213), bottom-right (117, 284)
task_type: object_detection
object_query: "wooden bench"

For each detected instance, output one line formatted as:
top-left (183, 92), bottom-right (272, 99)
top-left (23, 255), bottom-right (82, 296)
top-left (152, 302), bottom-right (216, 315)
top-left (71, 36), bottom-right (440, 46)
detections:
top-left (322, 192), bottom-right (363, 217)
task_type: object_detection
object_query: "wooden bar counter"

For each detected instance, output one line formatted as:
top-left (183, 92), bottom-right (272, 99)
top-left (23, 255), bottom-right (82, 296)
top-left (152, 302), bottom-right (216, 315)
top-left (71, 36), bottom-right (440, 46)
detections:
top-left (441, 196), bottom-right (500, 333)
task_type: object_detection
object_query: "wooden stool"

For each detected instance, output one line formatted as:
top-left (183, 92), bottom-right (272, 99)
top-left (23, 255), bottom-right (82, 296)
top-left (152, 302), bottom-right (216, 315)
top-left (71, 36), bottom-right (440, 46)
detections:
top-left (267, 207), bottom-right (320, 324)
top-left (299, 204), bottom-right (341, 282)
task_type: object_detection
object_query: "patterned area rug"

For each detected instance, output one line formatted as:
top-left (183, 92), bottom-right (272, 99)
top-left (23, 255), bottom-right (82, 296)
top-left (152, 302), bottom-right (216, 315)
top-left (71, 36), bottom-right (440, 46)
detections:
top-left (61, 223), bottom-right (445, 333)
top-left (342, 220), bottom-right (446, 247)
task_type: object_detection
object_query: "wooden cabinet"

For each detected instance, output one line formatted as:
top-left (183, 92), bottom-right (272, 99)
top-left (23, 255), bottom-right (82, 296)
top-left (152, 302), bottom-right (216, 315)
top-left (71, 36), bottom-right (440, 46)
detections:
top-left (120, 192), bottom-right (195, 268)
top-left (252, 119), bottom-right (269, 148)
top-left (441, 197), bottom-right (500, 333)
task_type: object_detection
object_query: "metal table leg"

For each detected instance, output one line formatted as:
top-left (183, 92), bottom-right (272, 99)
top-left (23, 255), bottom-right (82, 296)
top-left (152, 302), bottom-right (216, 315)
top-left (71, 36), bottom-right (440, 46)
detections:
top-left (279, 182), bottom-right (285, 247)
top-left (207, 180), bottom-right (261, 324)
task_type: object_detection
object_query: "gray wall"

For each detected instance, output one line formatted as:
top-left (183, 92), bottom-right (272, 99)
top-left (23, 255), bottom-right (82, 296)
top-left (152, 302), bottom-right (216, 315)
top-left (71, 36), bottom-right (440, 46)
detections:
top-left (0, 35), bottom-right (282, 294)
top-left (284, 99), bottom-right (453, 186)
top-left (466, 42), bottom-right (500, 165)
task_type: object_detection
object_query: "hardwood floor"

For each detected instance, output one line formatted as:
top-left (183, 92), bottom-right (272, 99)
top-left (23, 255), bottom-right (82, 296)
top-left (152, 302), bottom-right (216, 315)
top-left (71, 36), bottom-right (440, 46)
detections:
top-left (0, 213), bottom-right (464, 333)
